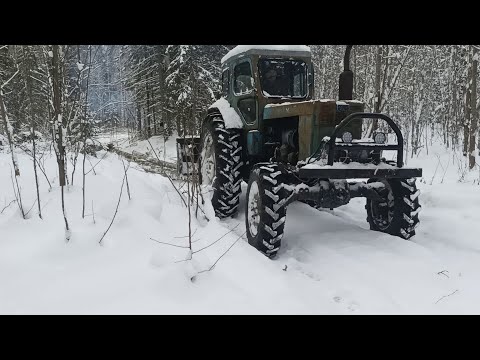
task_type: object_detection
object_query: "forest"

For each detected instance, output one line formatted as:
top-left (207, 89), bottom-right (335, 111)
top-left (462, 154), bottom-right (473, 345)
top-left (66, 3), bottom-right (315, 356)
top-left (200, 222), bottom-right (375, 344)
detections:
top-left (1, 45), bottom-right (479, 314)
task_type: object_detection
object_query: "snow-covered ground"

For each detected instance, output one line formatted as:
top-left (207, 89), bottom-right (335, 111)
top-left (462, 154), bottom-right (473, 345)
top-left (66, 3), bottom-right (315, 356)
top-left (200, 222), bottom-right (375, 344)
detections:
top-left (1, 140), bottom-right (480, 314)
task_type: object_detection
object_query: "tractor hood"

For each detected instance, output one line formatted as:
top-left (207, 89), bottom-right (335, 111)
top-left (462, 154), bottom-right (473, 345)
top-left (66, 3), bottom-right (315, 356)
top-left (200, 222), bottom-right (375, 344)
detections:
top-left (262, 99), bottom-right (365, 161)
top-left (263, 99), bottom-right (364, 124)
top-left (263, 99), bottom-right (337, 121)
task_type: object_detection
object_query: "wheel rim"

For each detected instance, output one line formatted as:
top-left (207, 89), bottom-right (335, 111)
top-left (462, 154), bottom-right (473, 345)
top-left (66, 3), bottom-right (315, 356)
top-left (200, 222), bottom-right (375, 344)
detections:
top-left (200, 131), bottom-right (215, 186)
top-left (247, 181), bottom-right (261, 237)
top-left (370, 180), bottom-right (394, 230)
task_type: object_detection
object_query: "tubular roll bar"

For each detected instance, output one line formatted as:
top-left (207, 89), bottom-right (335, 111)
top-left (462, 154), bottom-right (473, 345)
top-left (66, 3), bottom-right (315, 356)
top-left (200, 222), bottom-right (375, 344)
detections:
top-left (327, 112), bottom-right (404, 167)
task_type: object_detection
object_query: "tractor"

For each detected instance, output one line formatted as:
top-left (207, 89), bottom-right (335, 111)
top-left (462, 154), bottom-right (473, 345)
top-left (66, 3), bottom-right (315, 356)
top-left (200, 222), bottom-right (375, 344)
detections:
top-left (178, 45), bottom-right (422, 258)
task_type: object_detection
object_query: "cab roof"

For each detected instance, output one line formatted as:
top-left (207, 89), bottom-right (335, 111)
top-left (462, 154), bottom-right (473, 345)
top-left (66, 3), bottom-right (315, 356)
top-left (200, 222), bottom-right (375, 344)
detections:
top-left (221, 45), bottom-right (311, 64)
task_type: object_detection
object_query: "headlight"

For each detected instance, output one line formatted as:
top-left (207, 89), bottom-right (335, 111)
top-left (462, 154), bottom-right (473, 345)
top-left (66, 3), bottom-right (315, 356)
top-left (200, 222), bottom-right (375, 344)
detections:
top-left (341, 131), bottom-right (353, 143)
top-left (374, 132), bottom-right (386, 144)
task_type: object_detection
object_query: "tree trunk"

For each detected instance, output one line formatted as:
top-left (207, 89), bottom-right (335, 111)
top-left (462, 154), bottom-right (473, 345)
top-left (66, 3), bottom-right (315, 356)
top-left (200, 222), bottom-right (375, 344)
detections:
top-left (51, 45), bottom-right (70, 235)
top-left (0, 89), bottom-right (20, 176)
top-left (24, 46), bottom-right (42, 218)
top-left (464, 49), bottom-right (472, 157)
top-left (146, 82), bottom-right (151, 138)
top-left (82, 45), bottom-right (93, 219)
top-left (469, 51), bottom-right (478, 169)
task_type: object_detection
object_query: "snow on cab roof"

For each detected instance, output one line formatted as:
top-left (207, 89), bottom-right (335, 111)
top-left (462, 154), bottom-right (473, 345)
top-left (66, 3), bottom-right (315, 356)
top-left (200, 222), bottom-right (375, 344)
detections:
top-left (221, 45), bottom-right (311, 64)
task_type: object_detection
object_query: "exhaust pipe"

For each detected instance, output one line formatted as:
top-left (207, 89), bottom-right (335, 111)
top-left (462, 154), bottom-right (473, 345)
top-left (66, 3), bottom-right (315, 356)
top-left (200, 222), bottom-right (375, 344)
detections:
top-left (338, 45), bottom-right (353, 100)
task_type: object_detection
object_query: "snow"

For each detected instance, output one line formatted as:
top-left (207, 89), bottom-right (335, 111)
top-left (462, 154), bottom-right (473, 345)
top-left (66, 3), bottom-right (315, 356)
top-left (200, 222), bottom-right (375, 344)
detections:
top-left (264, 99), bottom-right (336, 108)
top-left (222, 45), bottom-right (311, 64)
top-left (265, 102), bottom-right (295, 108)
top-left (209, 97), bottom-right (243, 129)
top-left (1, 139), bottom-right (480, 314)
top-left (345, 100), bottom-right (364, 104)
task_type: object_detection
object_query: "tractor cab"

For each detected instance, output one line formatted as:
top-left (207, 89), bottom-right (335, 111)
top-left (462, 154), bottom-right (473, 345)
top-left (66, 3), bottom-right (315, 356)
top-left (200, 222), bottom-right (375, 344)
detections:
top-left (219, 46), bottom-right (314, 130)
top-left (218, 46), bottom-right (366, 167)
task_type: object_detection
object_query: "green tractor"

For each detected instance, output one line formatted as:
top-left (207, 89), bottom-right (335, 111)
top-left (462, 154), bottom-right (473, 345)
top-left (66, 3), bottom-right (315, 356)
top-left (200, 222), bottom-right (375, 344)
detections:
top-left (183, 45), bottom-right (422, 258)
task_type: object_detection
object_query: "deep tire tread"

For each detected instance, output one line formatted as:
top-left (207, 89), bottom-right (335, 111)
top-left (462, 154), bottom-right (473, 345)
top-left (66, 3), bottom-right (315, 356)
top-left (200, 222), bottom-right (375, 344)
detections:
top-left (201, 116), bottom-right (243, 219)
top-left (366, 178), bottom-right (421, 240)
top-left (246, 163), bottom-right (294, 258)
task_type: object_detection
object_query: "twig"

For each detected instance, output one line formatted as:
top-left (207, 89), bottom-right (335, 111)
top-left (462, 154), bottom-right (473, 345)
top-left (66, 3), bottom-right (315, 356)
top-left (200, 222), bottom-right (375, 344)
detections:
top-left (10, 167), bottom-right (25, 219)
top-left (99, 169), bottom-right (127, 244)
top-left (435, 289), bottom-right (459, 304)
top-left (437, 270), bottom-right (450, 278)
top-left (121, 158), bottom-right (131, 200)
top-left (440, 156), bottom-right (451, 184)
top-left (86, 151), bottom-right (109, 175)
top-left (40, 198), bottom-right (52, 212)
top-left (1, 199), bottom-right (16, 214)
top-left (146, 138), bottom-right (187, 208)
top-left (24, 199), bottom-right (38, 217)
top-left (92, 200), bottom-right (96, 224)
top-left (429, 155), bottom-right (441, 185)
top-left (1, 69), bottom-right (20, 89)
top-left (174, 228), bottom-right (198, 239)
top-left (149, 238), bottom-right (190, 249)
top-left (17, 145), bottom-right (52, 190)
top-left (193, 224), bottom-right (240, 254)
top-left (86, 156), bottom-right (97, 175)
top-left (195, 231), bottom-right (246, 276)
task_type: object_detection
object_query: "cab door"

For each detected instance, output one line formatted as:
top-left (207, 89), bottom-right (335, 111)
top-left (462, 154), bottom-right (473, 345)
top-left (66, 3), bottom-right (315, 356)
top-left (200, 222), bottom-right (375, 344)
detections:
top-left (231, 59), bottom-right (258, 129)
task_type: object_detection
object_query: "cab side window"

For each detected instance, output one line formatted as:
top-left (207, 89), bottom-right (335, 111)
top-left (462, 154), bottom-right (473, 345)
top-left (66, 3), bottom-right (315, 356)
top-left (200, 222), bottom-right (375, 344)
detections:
top-left (234, 61), bottom-right (254, 95)
top-left (222, 69), bottom-right (230, 97)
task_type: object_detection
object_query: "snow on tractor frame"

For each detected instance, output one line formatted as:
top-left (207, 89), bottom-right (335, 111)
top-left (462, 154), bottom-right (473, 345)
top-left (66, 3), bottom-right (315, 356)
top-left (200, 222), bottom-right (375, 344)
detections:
top-left (176, 45), bottom-right (422, 258)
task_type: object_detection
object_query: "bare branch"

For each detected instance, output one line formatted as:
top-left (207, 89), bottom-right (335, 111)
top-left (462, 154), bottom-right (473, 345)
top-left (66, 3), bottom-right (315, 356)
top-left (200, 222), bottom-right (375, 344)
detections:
top-left (149, 238), bottom-right (190, 249)
top-left (192, 224), bottom-right (240, 254)
top-left (146, 138), bottom-right (187, 207)
top-left (194, 231), bottom-right (246, 278)
top-left (1, 69), bottom-right (20, 89)
top-left (437, 270), bottom-right (450, 278)
top-left (85, 151), bottom-right (109, 175)
top-left (121, 158), bottom-right (131, 200)
top-left (99, 167), bottom-right (127, 244)
top-left (0, 199), bottom-right (16, 214)
top-left (435, 289), bottom-right (459, 304)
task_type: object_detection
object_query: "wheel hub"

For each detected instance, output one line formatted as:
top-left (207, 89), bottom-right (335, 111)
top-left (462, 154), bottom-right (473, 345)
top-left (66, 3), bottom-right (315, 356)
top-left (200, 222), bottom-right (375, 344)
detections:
top-left (247, 181), bottom-right (260, 237)
top-left (200, 132), bottom-right (215, 186)
top-left (370, 180), bottom-right (394, 230)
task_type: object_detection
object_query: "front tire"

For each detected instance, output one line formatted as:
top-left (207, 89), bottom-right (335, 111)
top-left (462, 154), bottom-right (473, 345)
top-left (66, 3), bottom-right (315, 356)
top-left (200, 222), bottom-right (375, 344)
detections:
top-left (245, 164), bottom-right (293, 258)
top-left (366, 178), bottom-right (421, 239)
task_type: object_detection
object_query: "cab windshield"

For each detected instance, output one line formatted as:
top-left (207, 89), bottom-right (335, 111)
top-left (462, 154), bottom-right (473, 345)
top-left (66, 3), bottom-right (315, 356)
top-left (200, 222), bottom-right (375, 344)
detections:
top-left (259, 59), bottom-right (307, 98)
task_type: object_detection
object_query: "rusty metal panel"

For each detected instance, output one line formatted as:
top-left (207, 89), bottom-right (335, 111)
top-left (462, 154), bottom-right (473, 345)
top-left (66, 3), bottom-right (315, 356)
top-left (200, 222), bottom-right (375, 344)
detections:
top-left (298, 115), bottom-right (313, 160)
top-left (263, 101), bottom-right (315, 120)
top-left (295, 100), bottom-right (337, 161)
top-left (314, 100), bottom-right (336, 125)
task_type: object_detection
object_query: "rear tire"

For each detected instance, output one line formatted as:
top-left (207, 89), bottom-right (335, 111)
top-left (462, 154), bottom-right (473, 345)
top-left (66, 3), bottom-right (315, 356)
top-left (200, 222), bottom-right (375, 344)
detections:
top-left (245, 163), bottom-right (293, 258)
top-left (366, 178), bottom-right (421, 239)
top-left (200, 116), bottom-right (243, 218)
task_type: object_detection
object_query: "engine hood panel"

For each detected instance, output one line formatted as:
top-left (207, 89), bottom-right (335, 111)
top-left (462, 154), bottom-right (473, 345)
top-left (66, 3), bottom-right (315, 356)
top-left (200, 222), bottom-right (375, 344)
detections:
top-left (263, 99), bottom-right (336, 120)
